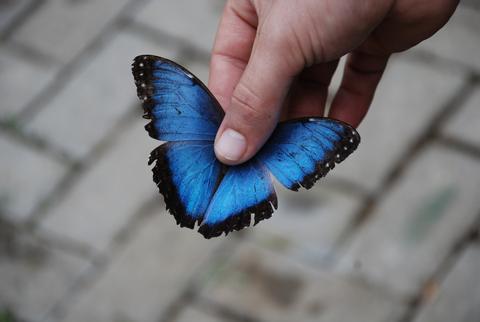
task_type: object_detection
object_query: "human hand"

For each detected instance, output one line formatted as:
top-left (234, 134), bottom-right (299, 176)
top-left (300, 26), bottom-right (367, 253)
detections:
top-left (209, 0), bottom-right (458, 165)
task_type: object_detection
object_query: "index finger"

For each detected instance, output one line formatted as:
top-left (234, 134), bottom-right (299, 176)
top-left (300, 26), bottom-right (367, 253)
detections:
top-left (208, 0), bottom-right (258, 109)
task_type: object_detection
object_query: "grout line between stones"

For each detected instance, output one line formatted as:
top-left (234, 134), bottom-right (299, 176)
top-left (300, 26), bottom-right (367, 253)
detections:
top-left (407, 48), bottom-right (480, 78)
top-left (335, 72), bottom-right (480, 256)
top-left (26, 104), bottom-right (141, 229)
top-left (12, 0), bottom-right (146, 125)
top-left (42, 195), bottom-right (161, 322)
top-left (158, 237), bottom-right (249, 322)
top-left (437, 135), bottom-right (480, 160)
top-left (0, 120), bottom-right (76, 166)
top-left (398, 213), bottom-right (480, 322)
top-left (193, 297), bottom-right (263, 322)
top-left (0, 0), bottom-right (46, 42)
top-left (124, 18), bottom-right (211, 64)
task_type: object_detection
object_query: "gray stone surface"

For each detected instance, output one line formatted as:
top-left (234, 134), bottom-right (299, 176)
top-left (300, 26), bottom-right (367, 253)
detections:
top-left (0, 136), bottom-right (67, 222)
top-left (329, 56), bottom-right (465, 192)
top-left (2, 0), bottom-right (479, 321)
top-left (12, 0), bottom-right (130, 63)
top-left (0, 230), bottom-right (89, 322)
top-left (26, 30), bottom-right (180, 160)
top-left (175, 307), bottom-right (225, 322)
top-left (201, 244), bottom-right (405, 322)
top-left (62, 212), bottom-right (223, 322)
top-left (0, 0), bottom-right (33, 34)
top-left (0, 49), bottom-right (56, 119)
top-left (442, 86), bottom-right (480, 148)
top-left (462, 0), bottom-right (480, 11)
top-left (414, 244), bottom-right (480, 322)
top-left (251, 184), bottom-right (362, 265)
top-left (132, 0), bottom-right (224, 53)
top-left (338, 144), bottom-right (480, 297)
top-left (417, 6), bottom-right (480, 71)
top-left (38, 117), bottom-right (159, 252)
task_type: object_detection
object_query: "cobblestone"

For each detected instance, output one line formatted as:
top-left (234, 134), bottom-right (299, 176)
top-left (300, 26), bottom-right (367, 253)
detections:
top-left (417, 6), bottom-right (480, 71)
top-left (442, 85), bottom-right (480, 148)
top-left (25, 29), bottom-right (180, 160)
top-left (201, 243), bottom-right (405, 322)
top-left (175, 307), bottom-right (225, 322)
top-left (338, 144), bottom-right (480, 297)
top-left (414, 244), bottom-right (480, 322)
top-left (38, 117), bottom-right (159, 252)
top-left (0, 0), bottom-right (33, 35)
top-left (251, 185), bottom-right (362, 265)
top-left (132, 0), bottom-right (224, 53)
top-left (0, 136), bottom-right (67, 222)
top-left (61, 211), bottom-right (223, 322)
top-left (329, 56), bottom-right (466, 192)
top-left (0, 227), bottom-right (89, 322)
top-left (12, 0), bottom-right (130, 63)
top-left (1, 2), bottom-right (478, 322)
top-left (0, 49), bottom-right (56, 120)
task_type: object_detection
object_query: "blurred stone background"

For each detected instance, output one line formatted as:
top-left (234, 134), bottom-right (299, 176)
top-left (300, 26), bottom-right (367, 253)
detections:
top-left (1, 1), bottom-right (480, 322)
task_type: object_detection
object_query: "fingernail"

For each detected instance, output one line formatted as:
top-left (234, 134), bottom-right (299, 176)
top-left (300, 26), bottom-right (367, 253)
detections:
top-left (215, 128), bottom-right (247, 161)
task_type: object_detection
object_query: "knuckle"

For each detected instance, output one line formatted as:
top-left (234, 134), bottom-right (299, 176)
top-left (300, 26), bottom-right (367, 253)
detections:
top-left (231, 82), bottom-right (273, 124)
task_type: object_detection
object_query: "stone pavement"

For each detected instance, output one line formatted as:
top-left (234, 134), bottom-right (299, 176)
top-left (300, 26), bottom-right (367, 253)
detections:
top-left (1, 1), bottom-right (479, 322)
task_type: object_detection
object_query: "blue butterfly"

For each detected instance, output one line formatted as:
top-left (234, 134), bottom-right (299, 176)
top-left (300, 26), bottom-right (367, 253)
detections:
top-left (132, 55), bottom-right (360, 239)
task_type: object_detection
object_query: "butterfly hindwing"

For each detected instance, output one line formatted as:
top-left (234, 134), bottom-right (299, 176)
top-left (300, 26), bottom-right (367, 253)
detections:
top-left (149, 141), bottom-right (224, 228)
top-left (132, 55), bottom-right (223, 141)
top-left (198, 160), bottom-right (278, 239)
top-left (257, 118), bottom-right (360, 191)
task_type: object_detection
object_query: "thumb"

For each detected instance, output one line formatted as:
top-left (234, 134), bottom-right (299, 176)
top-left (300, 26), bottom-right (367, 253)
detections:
top-left (214, 35), bottom-right (295, 165)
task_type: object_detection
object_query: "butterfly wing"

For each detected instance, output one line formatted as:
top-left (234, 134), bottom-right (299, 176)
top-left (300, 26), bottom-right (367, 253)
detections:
top-left (132, 55), bottom-right (226, 229)
top-left (198, 160), bottom-right (277, 239)
top-left (257, 117), bottom-right (360, 191)
top-left (132, 55), bottom-right (223, 141)
top-left (148, 141), bottom-right (224, 228)
top-left (132, 56), bottom-right (360, 238)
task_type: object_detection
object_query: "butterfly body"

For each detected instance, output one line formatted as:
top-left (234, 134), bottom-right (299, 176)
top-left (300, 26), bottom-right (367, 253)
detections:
top-left (132, 55), bottom-right (360, 239)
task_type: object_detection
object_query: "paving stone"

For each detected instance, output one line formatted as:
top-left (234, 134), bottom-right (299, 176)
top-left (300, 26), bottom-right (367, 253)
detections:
top-left (337, 144), bottom-right (480, 297)
top-left (39, 117), bottom-right (159, 252)
top-left (26, 29), bottom-right (180, 160)
top-left (12, 0), bottom-right (130, 63)
top-left (201, 243), bottom-right (405, 322)
top-left (0, 49), bottom-right (56, 119)
top-left (461, 0), bottom-right (480, 11)
top-left (61, 211), bottom-right (223, 322)
top-left (132, 0), bottom-right (224, 53)
top-left (328, 56), bottom-right (465, 192)
top-left (0, 225), bottom-right (89, 322)
top-left (0, 0), bottom-right (33, 34)
top-left (175, 307), bottom-right (225, 322)
top-left (0, 136), bottom-right (67, 222)
top-left (414, 244), bottom-right (480, 322)
top-left (416, 6), bottom-right (480, 71)
top-left (251, 184), bottom-right (362, 266)
top-left (442, 86), bottom-right (480, 148)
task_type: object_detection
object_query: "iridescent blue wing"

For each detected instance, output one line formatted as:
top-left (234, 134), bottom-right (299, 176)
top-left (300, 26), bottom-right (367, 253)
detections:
top-left (198, 160), bottom-right (277, 239)
top-left (148, 141), bottom-right (224, 228)
top-left (257, 117), bottom-right (360, 191)
top-left (132, 55), bottom-right (223, 141)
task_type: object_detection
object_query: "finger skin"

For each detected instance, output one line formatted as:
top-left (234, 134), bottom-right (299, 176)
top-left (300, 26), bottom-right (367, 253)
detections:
top-left (213, 1), bottom-right (298, 165)
top-left (208, 0), bottom-right (257, 110)
top-left (209, 0), bottom-right (459, 164)
top-left (329, 51), bottom-right (389, 127)
top-left (285, 60), bottom-right (339, 120)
